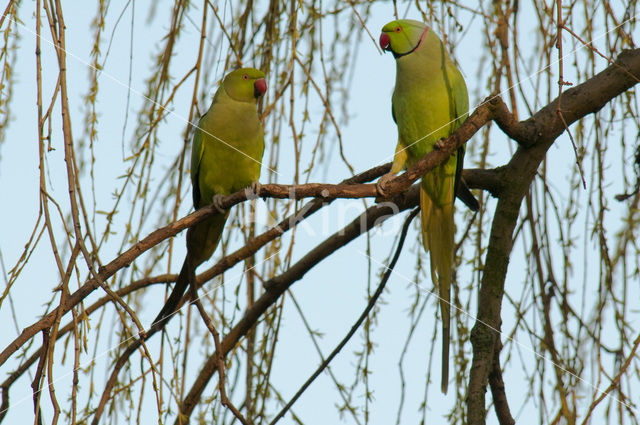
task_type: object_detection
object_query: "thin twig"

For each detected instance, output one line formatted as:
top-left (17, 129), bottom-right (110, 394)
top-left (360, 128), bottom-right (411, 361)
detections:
top-left (580, 330), bottom-right (640, 425)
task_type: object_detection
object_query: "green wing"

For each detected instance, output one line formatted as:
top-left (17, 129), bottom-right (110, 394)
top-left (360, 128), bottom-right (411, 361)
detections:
top-left (446, 61), bottom-right (469, 203)
top-left (190, 116), bottom-right (206, 209)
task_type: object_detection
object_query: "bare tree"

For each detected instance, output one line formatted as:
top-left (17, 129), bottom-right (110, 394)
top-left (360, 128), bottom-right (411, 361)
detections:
top-left (0, 1), bottom-right (639, 424)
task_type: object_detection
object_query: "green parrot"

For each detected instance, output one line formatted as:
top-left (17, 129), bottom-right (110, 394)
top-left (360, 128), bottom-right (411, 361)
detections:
top-left (379, 19), bottom-right (478, 394)
top-left (152, 68), bottom-right (267, 327)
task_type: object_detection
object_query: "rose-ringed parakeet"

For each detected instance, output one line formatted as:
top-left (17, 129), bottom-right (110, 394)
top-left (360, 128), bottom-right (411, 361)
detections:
top-left (379, 20), bottom-right (478, 394)
top-left (152, 68), bottom-right (267, 327)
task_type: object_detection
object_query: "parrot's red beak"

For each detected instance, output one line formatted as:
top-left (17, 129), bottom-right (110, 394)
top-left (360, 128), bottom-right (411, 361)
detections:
top-left (254, 78), bottom-right (267, 97)
top-left (379, 33), bottom-right (391, 52)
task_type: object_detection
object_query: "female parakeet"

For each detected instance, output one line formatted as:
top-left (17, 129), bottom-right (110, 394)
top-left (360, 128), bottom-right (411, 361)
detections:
top-left (152, 68), bottom-right (267, 327)
top-left (379, 19), bottom-right (477, 394)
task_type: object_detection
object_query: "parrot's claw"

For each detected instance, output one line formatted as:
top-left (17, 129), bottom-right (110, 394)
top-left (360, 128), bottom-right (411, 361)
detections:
top-left (245, 181), bottom-right (262, 200)
top-left (434, 138), bottom-right (447, 151)
top-left (212, 194), bottom-right (227, 214)
top-left (376, 173), bottom-right (396, 199)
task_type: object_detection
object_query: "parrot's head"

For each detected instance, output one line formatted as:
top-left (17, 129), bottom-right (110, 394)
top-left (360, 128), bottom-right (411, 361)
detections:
top-left (380, 19), bottom-right (429, 58)
top-left (223, 68), bottom-right (267, 102)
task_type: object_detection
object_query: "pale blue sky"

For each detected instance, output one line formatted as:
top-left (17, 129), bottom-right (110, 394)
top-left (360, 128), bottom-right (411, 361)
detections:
top-left (0, 1), bottom-right (637, 424)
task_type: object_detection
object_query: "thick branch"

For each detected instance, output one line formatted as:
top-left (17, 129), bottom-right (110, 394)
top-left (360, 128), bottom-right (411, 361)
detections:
top-left (174, 188), bottom-right (421, 424)
top-left (0, 165), bottom-right (388, 366)
top-left (3, 165), bottom-right (497, 409)
top-left (89, 185), bottom-right (420, 425)
top-left (466, 48), bottom-right (640, 425)
top-left (5, 165), bottom-right (501, 420)
top-left (488, 338), bottom-right (514, 425)
top-left (5, 46), bottom-right (637, 425)
top-left (0, 159), bottom-right (495, 368)
top-left (12, 47), bottom-right (637, 425)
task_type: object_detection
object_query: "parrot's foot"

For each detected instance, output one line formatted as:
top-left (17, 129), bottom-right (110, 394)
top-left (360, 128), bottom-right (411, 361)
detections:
top-left (245, 181), bottom-right (262, 200)
top-left (211, 194), bottom-right (227, 214)
top-left (434, 138), bottom-right (447, 151)
top-left (376, 173), bottom-right (396, 198)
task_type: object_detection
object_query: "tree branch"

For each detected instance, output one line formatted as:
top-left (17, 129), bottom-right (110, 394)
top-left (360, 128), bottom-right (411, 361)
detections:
top-left (0, 162), bottom-right (494, 369)
top-left (0, 164), bottom-right (387, 367)
top-left (86, 166), bottom-right (395, 424)
top-left (488, 337), bottom-right (514, 425)
top-left (466, 48), bottom-right (640, 425)
top-left (11, 168), bottom-right (495, 424)
top-left (5, 48), bottom-right (638, 425)
top-left (268, 208), bottom-right (419, 425)
top-left (173, 188), bottom-right (421, 424)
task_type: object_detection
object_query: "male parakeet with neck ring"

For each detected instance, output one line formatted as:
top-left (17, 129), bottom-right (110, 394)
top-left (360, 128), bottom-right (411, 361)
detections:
top-left (152, 68), bottom-right (267, 327)
top-left (379, 19), bottom-right (478, 394)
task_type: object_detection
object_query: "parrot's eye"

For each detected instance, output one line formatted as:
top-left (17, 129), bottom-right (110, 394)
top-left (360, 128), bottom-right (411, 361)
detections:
top-left (394, 26), bottom-right (402, 32)
top-left (242, 74), bottom-right (249, 80)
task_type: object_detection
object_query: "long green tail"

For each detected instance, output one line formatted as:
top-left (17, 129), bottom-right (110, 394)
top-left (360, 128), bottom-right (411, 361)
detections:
top-left (152, 211), bottom-right (228, 328)
top-left (420, 185), bottom-right (454, 394)
top-left (152, 258), bottom-right (190, 328)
